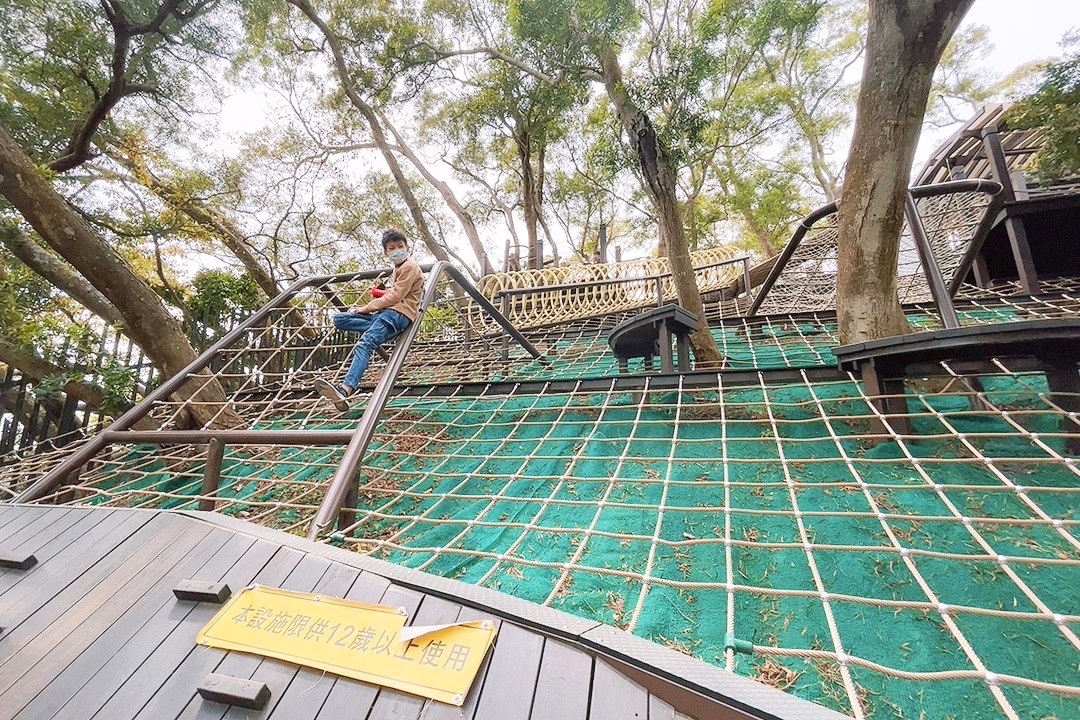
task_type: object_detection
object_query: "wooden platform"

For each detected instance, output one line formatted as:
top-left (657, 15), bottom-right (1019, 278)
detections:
top-left (0, 505), bottom-right (847, 720)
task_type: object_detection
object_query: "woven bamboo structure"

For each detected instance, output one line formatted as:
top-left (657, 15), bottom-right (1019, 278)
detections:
top-left (472, 247), bottom-right (743, 331)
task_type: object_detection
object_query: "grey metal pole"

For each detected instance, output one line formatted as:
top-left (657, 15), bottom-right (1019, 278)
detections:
top-left (307, 262), bottom-right (547, 539)
top-left (199, 437), bottom-right (226, 512)
top-left (500, 294), bottom-right (510, 361)
top-left (445, 266), bottom-right (543, 360)
top-left (307, 263), bottom-right (446, 539)
top-left (904, 191), bottom-right (960, 329)
top-left (103, 430), bottom-right (356, 445)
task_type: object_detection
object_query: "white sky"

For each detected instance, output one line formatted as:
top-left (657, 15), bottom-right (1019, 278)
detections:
top-left (964, 0), bottom-right (1077, 74)
top-left (914, 0), bottom-right (1077, 164)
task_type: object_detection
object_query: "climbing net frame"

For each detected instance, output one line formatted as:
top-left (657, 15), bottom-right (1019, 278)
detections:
top-left (474, 247), bottom-right (745, 331)
top-left (751, 181), bottom-right (1003, 318)
top-left (2, 227), bottom-right (1079, 717)
top-left (20, 358), bottom-right (1079, 718)
top-left (23, 254), bottom-right (745, 438)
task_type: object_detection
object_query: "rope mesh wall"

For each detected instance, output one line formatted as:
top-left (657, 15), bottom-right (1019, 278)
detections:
top-left (753, 188), bottom-right (997, 316)
top-left (11, 365), bottom-right (1079, 718)
top-left (4, 260), bottom-right (1072, 478)
top-left (0, 257), bottom-right (770, 451)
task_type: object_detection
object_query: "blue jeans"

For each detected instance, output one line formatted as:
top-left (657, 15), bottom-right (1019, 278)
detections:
top-left (332, 309), bottom-right (411, 389)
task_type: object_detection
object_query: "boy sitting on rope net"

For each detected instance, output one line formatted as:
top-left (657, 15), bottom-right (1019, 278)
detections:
top-left (316, 227), bottom-right (424, 411)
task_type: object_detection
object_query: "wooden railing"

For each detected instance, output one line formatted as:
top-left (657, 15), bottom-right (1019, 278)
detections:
top-left (0, 309), bottom-right (245, 464)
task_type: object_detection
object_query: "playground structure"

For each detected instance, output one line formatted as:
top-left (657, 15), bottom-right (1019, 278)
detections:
top-left (1, 106), bottom-right (1079, 719)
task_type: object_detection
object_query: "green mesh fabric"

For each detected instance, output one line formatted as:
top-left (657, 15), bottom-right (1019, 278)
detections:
top-left (10, 293), bottom-right (1079, 719)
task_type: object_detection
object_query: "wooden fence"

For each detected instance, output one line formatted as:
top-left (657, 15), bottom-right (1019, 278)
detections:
top-left (0, 310), bottom-right (245, 464)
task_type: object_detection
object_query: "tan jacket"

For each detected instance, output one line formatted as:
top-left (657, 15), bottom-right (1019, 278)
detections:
top-left (367, 258), bottom-right (424, 321)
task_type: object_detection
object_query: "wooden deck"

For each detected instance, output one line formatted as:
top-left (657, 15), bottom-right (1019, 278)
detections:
top-left (0, 505), bottom-right (847, 720)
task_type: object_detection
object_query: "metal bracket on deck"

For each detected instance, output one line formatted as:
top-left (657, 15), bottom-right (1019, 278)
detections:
top-left (197, 673), bottom-right (270, 710)
top-left (0, 552), bottom-right (36, 570)
top-left (173, 580), bottom-right (232, 603)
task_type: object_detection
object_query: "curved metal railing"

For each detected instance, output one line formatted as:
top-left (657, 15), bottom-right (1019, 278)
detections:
top-left (471, 247), bottom-right (744, 331)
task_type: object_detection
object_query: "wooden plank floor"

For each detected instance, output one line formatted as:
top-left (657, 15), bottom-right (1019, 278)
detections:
top-left (0, 505), bottom-right (848, 720)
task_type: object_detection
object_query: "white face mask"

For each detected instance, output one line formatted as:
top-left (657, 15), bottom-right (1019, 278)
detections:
top-left (388, 248), bottom-right (409, 264)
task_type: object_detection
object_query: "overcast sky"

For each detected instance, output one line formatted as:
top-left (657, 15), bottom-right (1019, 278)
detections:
top-left (965, 0), bottom-right (1077, 74)
top-left (913, 1), bottom-right (1076, 164)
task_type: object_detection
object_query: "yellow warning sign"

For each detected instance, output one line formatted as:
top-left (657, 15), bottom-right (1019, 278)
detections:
top-left (196, 585), bottom-right (496, 705)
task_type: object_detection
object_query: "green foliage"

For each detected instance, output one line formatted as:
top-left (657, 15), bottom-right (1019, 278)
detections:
top-left (0, 238), bottom-right (78, 348)
top-left (711, 150), bottom-right (807, 255)
top-left (642, 0), bottom-right (823, 165)
top-left (754, 0), bottom-right (863, 201)
top-left (242, 0), bottom-right (440, 104)
top-left (187, 269), bottom-right (264, 324)
top-left (1011, 39), bottom-right (1080, 183)
top-left (0, 0), bottom-right (231, 162)
top-left (0, 0), bottom-right (112, 159)
top-left (508, 0), bottom-right (636, 57)
top-left (31, 370), bottom-right (83, 401)
top-left (418, 299), bottom-right (459, 339)
top-left (926, 23), bottom-right (1045, 132)
top-left (503, 0), bottom-right (825, 252)
top-left (33, 358), bottom-right (135, 412)
top-left (0, 252), bottom-right (49, 345)
top-left (324, 170), bottom-right (455, 272)
top-left (99, 357), bottom-right (138, 412)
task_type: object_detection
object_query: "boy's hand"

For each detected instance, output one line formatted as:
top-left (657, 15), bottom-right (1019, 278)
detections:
top-left (350, 305), bottom-right (373, 314)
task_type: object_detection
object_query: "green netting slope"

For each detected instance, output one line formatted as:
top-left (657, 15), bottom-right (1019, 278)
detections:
top-left (59, 372), bottom-right (1076, 718)
top-left (5, 277), bottom-right (1079, 720)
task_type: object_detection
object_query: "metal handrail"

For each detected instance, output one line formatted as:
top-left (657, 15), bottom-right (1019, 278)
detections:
top-left (12, 263), bottom-right (541, 522)
top-left (12, 274), bottom-right (319, 503)
top-left (12, 264), bottom-right (433, 505)
top-left (747, 179), bottom-right (1004, 318)
top-left (305, 262), bottom-right (543, 539)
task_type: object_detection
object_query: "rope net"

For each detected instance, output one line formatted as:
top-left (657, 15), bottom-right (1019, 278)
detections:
top-left (474, 247), bottom-right (742, 330)
top-left (752, 187), bottom-right (998, 317)
top-left (1, 256), bottom-right (1078, 718)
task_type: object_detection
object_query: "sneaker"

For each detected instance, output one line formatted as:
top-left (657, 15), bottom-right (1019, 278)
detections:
top-left (315, 379), bottom-right (352, 412)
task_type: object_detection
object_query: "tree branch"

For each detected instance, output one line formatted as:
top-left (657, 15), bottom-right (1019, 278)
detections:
top-left (429, 45), bottom-right (561, 86)
top-left (49, 0), bottom-right (210, 173)
top-left (0, 220), bottom-right (126, 325)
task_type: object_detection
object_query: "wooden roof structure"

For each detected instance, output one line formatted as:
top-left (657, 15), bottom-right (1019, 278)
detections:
top-left (0, 504), bottom-right (847, 720)
top-left (915, 103), bottom-right (1080, 198)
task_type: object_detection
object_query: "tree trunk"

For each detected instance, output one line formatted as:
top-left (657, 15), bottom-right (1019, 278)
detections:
top-left (0, 124), bottom-right (240, 429)
top-left (377, 111), bottom-right (490, 277)
top-left (752, 228), bottom-right (778, 258)
top-left (836, 0), bottom-right (974, 344)
top-left (288, 0), bottom-right (454, 269)
top-left (537, 200), bottom-right (562, 265)
top-left (516, 129), bottom-right (543, 270)
top-left (596, 44), bottom-right (723, 367)
top-left (0, 387), bottom-right (36, 438)
top-left (791, 107), bottom-right (841, 202)
top-left (0, 221), bottom-right (125, 326)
